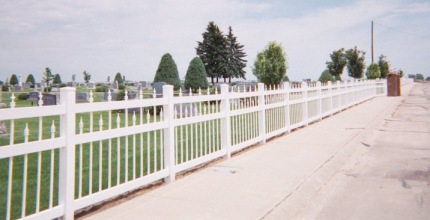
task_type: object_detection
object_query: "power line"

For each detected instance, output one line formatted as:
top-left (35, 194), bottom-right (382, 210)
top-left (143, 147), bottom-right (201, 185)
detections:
top-left (374, 21), bottom-right (428, 39)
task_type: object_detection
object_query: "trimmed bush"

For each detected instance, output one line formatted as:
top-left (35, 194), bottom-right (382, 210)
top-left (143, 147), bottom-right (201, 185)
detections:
top-left (154, 53), bottom-right (181, 90)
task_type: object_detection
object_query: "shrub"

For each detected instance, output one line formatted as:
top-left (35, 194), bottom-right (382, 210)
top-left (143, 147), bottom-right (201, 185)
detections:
top-left (17, 93), bottom-right (28, 100)
top-left (95, 85), bottom-right (109, 92)
top-left (365, 63), bottom-right (380, 79)
top-left (2, 85), bottom-right (10, 91)
top-left (318, 69), bottom-right (334, 83)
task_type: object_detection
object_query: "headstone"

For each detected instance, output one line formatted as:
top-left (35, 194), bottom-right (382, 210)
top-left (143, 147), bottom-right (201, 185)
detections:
top-left (104, 89), bottom-right (117, 101)
top-left (23, 82), bottom-right (31, 89)
top-left (153, 82), bottom-right (166, 97)
top-left (0, 103), bottom-right (6, 135)
top-left (35, 83), bottom-right (42, 89)
top-left (87, 83), bottom-right (95, 90)
top-left (76, 92), bottom-right (88, 103)
top-left (127, 90), bottom-right (138, 100)
top-left (140, 81), bottom-right (147, 89)
top-left (51, 87), bottom-right (59, 92)
top-left (42, 93), bottom-right (59, 106)
top-left (14, 85), bottom-right (22, 92)
top-left (174, 103), bottom-right (199, 117)
top-left (67, 82), bottom-right (76, 87)
top-left (52, 83), bottom-right (59, 88)
top-left (28, 92), bottom-right (39, 101)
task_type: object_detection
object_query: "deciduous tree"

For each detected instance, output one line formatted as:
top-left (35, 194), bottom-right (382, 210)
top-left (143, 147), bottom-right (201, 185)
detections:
top-left (252, 41), bottom-right (288, 86)
top-left (378, 54), bottom-right (390, 79)
top-left (346, 46), bottom-right (366, 79)
top-left (326, 48), bottom-right (347, 81)
top-left (83, 70), bottom-right (91, 84)
top-left (43, 67), bottom-right (53, 86)
top-left (365, 63), bottom-right (380, 79)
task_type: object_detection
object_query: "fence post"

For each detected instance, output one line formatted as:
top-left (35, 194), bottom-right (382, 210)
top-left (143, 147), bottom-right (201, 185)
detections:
top-left (301, 82), bottom-right (309, 126)
top-left (283, 82), bottom-right (291, 133)
top-left (220, 84), bottom-right (231, 158)
top-left (163, 85), bottom-right (175, 183)
top-left (59, 87), bottom-right (76, 220)
top-left (257, 83), bottom-right (266, 144)
top-left (317, 81), bottom-right (323, 121)
top-left (327, 81), bottom-right (333, 116)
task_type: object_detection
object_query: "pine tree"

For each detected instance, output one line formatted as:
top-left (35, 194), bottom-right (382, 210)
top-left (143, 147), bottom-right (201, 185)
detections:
top-left (184, 57), bottom-right (209, 92)
top-left (346, 46), bottom-right (366, 79)
top-left (26, 74), bottom-right (36, 85)
top-left (196, 21), bottom-right (228, 85)
top-left (225, 26), bottom-right (247, 83)
top-left (53, 74), bottom-right (62, 84)
top-left (114, 72), bottom-right (123, 84)
top-left (10, 74), bottom-right (19, 85)
top-left (153, 53), bottom-right (181, 90)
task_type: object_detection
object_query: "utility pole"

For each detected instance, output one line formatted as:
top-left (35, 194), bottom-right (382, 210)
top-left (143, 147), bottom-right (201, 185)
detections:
top-left (371, 20), bottom-right (374, 63)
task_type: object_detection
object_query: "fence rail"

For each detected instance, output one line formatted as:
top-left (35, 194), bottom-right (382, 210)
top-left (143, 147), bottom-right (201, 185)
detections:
top-left (0, 79), bottom-right (387, 220)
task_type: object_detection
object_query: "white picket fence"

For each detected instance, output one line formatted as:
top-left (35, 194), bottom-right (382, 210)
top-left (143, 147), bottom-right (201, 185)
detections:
top-left (0, 79), bottom-right (386, 220)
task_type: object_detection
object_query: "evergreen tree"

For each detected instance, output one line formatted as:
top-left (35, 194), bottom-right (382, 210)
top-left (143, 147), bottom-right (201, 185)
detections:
top-left (319, 69), bottom-right (334, 83)
top-left (114, 72), bottom-right (123, 84)
top-left (196, 21), bottom-right (228, 84)
top-left (43, 67), bottom-right (53, 86)
top-left (184, 57), bottom-right (209, 92)
top-left (365, 63), bottom-right (380, 79)
top-left (10, 74), bottom-right (19, 85)
top-left (72, 74), bottom-right (76, 82)
top-left (26, 74), bottom-right (36, 85)
top-left (153, 53), bottom-right (181, 90)
top-left (378, 54), bottom-right (390, 79)
top-left (252, 41), bottom-right (288, 86)
top-left (326, 48), bottom-right (347, 81)
top-left (53, 73), bottom-right (62, 84)
top-left (225, 26), bottom-right (247, 83)
top-left (346, 46), bottom-right (366, 79)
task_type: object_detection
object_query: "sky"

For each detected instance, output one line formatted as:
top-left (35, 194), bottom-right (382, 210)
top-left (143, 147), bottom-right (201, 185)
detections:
top-left (0, 0), bottom-right (429, 83)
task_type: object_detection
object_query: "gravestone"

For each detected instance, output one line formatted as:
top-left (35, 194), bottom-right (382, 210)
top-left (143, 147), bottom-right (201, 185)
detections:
top-left (23, 82), bottom-right (31, 89)
top-left (28, 92), bottom-right (39, 106)
top-left (153, 82), bottom-right (166, 97)
top-left (76, 92), bottom-right (88, 103)
top-left (67, 82), bottom-right (76, 87)
top-left (140, 81), bottom-right (147, 89)
top-left (0, 103), bottom-right (6, 135)
top-left (14, 85), bottom-right (22, 92)
top-left (174, 103), bottom-right (199, 117)
top-left (127, 90), bottom-right (138, 100)
top-left (35, 83), bottom-right (42, 89)
top-left (104, 89), bottom-right (117, 101)
top-left (87, 83), bottom-right (95, 90)
top-left (42, 93), bottom-right (59, 106)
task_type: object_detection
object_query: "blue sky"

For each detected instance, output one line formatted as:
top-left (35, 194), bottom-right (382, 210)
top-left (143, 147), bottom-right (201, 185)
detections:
top-left (0, 0), bottom-right (429, 83)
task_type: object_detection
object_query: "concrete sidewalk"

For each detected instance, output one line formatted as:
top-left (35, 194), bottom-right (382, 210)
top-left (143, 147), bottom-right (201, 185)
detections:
top-left (82, 82), bottom-right (423, 220)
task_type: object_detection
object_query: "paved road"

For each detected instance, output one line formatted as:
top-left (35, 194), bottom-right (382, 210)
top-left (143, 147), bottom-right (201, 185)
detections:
top-left (296, 82), bottom-right (430, 220)
top-left (81, 82), bottom-right (428, 220)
